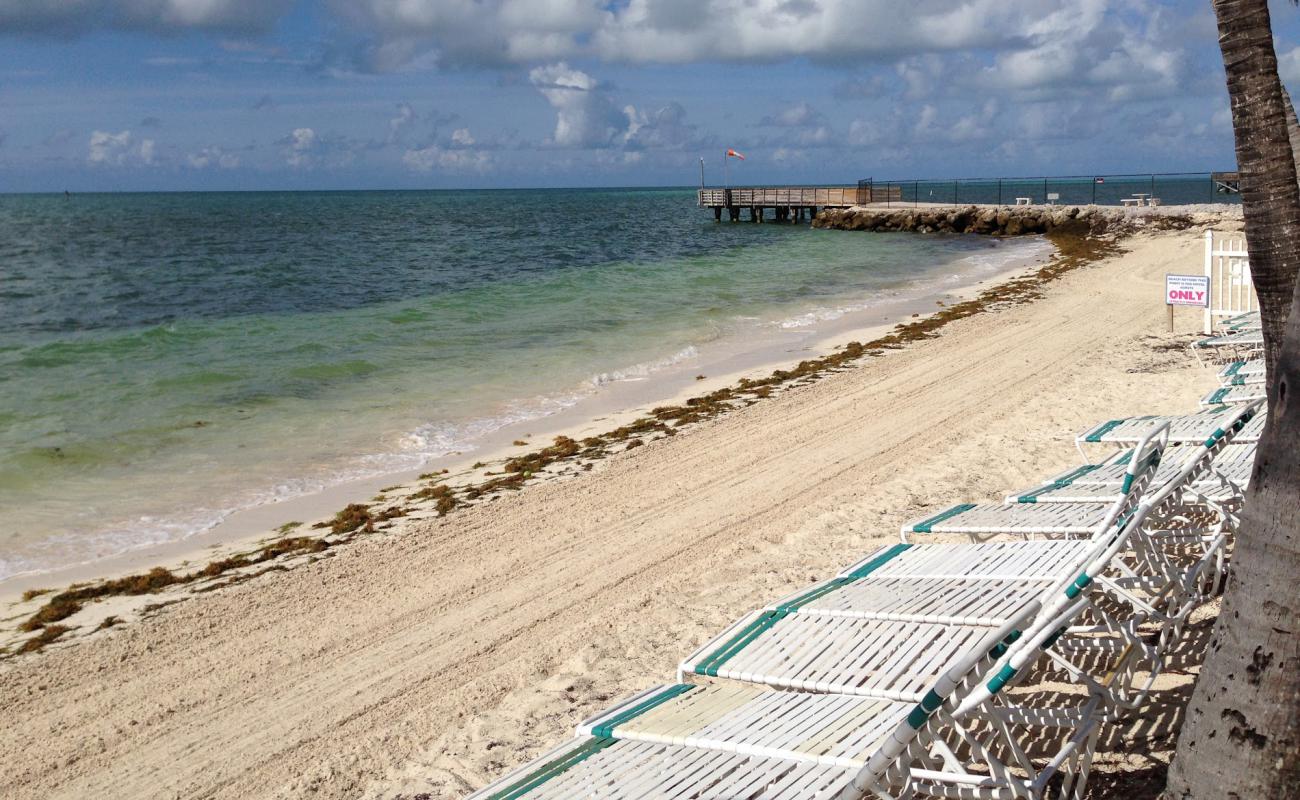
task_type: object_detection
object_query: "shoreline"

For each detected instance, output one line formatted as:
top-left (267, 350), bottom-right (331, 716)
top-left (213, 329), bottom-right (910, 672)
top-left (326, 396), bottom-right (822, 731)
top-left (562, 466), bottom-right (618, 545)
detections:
top-left (0, 234), bottom-right (1052, 601)
top-left (0, 215), bottom-right (1234, 799)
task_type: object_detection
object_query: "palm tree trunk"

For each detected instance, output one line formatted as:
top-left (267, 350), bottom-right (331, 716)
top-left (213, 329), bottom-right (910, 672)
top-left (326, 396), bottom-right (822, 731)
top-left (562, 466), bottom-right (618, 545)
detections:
top-left (1283, 89), bottom-right (1300, 185)
top-left (1206, 0), bottom-right (1300, 380)
top-left (1164, 0), bottom-right (1300, 796)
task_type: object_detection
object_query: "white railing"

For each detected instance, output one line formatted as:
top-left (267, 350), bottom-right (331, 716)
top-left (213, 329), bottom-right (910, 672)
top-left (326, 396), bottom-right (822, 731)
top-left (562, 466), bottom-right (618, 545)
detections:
top-left (1204, 229), bottom-right (1256, 334)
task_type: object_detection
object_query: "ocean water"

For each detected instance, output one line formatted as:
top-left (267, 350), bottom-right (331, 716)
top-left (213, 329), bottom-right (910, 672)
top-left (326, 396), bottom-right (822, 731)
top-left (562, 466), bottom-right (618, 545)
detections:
top-left (0, 188), bottom-right (1049, 579)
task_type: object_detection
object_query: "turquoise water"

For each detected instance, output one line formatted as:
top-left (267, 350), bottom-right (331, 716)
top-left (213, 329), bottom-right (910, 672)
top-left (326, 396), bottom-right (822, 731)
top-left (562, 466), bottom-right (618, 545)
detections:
top-left (0, 188), bottom-right (1046, 578)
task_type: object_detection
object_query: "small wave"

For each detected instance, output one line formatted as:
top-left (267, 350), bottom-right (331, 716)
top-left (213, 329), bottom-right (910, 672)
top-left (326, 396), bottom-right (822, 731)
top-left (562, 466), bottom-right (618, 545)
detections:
top-left (588, 345), bottom-right (699, 386)
top-left (772, 236), bottom-right (1052, 329)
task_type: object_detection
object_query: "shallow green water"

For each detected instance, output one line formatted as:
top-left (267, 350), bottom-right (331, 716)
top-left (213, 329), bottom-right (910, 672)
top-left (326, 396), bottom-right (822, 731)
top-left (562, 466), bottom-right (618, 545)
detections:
top-left (0, 188), bottom-right (1047, 578)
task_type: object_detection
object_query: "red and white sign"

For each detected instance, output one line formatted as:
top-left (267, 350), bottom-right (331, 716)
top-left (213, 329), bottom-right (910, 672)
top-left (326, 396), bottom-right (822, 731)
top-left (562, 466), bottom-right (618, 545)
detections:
top-left (1166, 274), bottom-right (1210, 307)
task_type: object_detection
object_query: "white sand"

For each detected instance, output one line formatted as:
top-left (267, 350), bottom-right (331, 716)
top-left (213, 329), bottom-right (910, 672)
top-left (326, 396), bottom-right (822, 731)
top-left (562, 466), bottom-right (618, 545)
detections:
top-left (0, 225), bottom-right (1226, 799)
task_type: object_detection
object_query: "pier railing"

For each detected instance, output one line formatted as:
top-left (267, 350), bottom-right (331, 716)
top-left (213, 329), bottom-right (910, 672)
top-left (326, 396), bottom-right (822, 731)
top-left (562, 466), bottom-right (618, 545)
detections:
top-left (697, 185), bottom-right (899, 208)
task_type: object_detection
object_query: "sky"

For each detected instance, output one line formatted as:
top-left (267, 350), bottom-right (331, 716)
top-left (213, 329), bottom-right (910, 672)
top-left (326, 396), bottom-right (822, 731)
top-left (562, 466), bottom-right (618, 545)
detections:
top-left (2, 0), bottom-right (1300, 192)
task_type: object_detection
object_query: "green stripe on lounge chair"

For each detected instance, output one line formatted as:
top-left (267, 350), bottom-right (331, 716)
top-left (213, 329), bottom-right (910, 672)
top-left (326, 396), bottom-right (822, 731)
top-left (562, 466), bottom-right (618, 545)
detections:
top-left (1222, 360), bottom-right (1244, 379)
top-left (989, 629), bottom-right (1022, 658)
top-left (1231, 376), bottom-right (1246, 386)
top-left (776, 577), bottom-right (854, 613)
top-left (910, 504), bottom-right (977, 533)
top-left (488, 737), bottom-right (616, 800)
top-left (1084, 419), bottom-right (1125, 442)
top-left (1052, 463), bottom-right (1101, 487)
top-left (1040, 626), bottom-right (1068, 651)
top-left (776, 543), bottom-right (912, 612)
top-left (1064, 573), bottom-right (1092, 599)
top-left (694, 609), bottom-right (790, 677)
top-left (844, 542), bottom-right (913, 578)
top-left (1206, 388), bottom-right (1230, 406)
top-left (1014, 464), bottom-right (1105, 502)
top-left (906, 688), bottom-right (945, 729)
top-left (985, 664), bottom-right (1018, 695)
top-left (590, 684), bottom-right (695, 738)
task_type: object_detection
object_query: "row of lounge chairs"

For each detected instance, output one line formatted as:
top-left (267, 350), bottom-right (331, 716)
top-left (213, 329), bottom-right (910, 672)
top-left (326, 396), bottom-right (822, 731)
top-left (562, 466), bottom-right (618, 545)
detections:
top-left (468, 311), bottom-right (1268, 800)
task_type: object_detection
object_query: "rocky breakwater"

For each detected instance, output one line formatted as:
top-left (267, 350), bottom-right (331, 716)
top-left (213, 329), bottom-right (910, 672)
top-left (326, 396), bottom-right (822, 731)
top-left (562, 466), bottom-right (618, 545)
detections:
top-left (812, 204), bottom-right (1198, 237)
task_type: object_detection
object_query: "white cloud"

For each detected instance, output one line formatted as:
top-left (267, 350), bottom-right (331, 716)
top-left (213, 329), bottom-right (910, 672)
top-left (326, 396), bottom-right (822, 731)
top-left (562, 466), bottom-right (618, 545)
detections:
top-left (1279, 44), bottom-right (1300, 86)
top-left (389, 102), bottom-right (416, 141)
top-left (187, 145), bottom-right (241, 169)
top-left (623, 101), bottom-right (700, 150)
top-left (591, 0), bottom-right (1073, 64)
top-left (88, 130), bottom-right (131, 164)
top-left (758, 102), bottom-right (825, 129)
top-left (284, 127), bottom-right (316, 167)
top-left (331, 0), bottom-right (1167, 74)
top-left (0, 0), bottom-right (294, 34)
top-left (275, 127), bottom-right (374, 170)
top-left (330, 0), bottom-right (603, 69)
top-left (402, 124), bottom-right (491, 172)
top-left (87, 129), bottom-right (156, 166)
top-left (529, 62), bottom-right (630, 148)
top-left (403, 142), bottom-right (490, 172)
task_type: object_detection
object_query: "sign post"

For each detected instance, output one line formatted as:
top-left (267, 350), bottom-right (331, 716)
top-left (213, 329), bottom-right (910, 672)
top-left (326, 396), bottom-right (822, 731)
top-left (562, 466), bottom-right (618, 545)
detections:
top-left (1166, 274), bottom-right (1211, 332)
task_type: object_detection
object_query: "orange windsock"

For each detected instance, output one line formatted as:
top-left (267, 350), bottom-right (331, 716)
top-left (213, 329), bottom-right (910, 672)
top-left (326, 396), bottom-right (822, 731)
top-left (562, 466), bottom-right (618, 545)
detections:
top-left (726, 149), bottom-right (746, 160)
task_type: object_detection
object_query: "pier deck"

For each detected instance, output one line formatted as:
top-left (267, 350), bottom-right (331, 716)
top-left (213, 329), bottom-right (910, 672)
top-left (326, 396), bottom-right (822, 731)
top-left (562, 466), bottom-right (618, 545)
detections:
top-left (697, 186), bottom-right (899, 222)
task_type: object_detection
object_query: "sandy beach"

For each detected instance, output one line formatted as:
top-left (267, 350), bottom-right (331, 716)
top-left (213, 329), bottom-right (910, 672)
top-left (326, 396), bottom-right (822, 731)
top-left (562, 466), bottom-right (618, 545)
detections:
top-left (0, 220), bottom-right (1234, 799)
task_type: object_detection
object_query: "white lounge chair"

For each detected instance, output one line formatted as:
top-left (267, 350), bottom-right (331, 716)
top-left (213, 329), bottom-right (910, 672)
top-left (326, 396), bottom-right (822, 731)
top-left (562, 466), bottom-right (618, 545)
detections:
top-left (1191, 328), bottom-right (1263, 366)
top-left (485, 497), bottom-right (1187, 800)
top-left (1218, 359), bottom-right (1265, 386)
top-left (1007, 442), bottom-right (1255, 507)
top-left (471, 596), bottom-right (1122, 800)
top-left (468, 604), bottom-right (1050, 800)
top-left (1218, 310), bottom-right (1260, 332)
top-left (1200, 384), bottom-right (1266, 408)
top-left (1194, 328), bottom-right (1263, 349)
top-left (900, 423), bottom-right (1168, 542)
top-left (1076, 402), bottom-right (1265, 458)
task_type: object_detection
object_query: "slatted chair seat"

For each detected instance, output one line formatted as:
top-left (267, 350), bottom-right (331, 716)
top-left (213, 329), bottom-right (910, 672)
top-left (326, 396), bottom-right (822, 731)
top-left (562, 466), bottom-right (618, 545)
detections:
top-left (578, 683), bottom-right (909, 769)
top-left (466, 735), bottom-right (858, 800)
top-left (777, 574), bottom-right (1050, 627)
top-left (1200, 384), bottom-right (1266, 408)
top-left (1218, 359), bottom-right (1265, 386)
top-left (1037, 444), bottom-right (1255, 488)
top-left (1193, 328), bottom-right (1263, 349)
top-left (1077, 405), bottom-right (1265, 451)
top-left (853, 539), bottom-right (1095, 582)
top-left (1218, 310), bottom-right (1260, 332)
top-left (475, 600), bottom-right (1090, 800)
top-left (760, 541), bottom-right (1085, 627)
top-left (679, 612), bottom-right (1004, 700)
top-left (1008, 443), bottom-right (1256, 504)
top-left (902, 502), bottom-right (1111, 540)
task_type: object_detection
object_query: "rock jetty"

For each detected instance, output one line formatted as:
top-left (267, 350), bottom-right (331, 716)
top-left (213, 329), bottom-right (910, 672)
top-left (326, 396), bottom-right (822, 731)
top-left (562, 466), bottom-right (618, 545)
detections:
top-left (812, 204), bottom-right (1199, 237)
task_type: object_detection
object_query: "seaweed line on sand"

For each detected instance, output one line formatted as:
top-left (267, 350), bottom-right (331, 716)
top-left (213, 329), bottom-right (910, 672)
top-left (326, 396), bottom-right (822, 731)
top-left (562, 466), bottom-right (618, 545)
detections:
top-left (4, 224), bottom-right (1140, 655)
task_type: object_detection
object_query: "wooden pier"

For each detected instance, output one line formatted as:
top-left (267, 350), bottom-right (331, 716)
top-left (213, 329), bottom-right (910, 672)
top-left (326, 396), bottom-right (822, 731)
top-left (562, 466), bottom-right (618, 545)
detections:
top-left (697, 186), bottom-right (900, 222)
